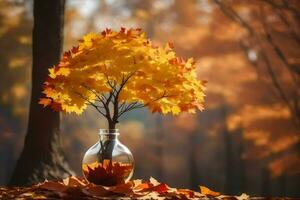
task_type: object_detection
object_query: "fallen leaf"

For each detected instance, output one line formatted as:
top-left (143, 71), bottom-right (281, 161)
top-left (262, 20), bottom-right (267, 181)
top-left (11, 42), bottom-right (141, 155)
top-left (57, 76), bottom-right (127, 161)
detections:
top-left (62, 176), bottom-right (86, 187)
top-left (82, 185), bottom-right (112, 197)
top-left (236, 193), bottom-right (249, 200)
top-left (110, 181), bottom-right (134, 195)
top-left (133, 179), bottom-right (143, 186)
top-left (39, 181), bottom-right (68, 192)
top-left (199, 185), bottom-right (220, 197)
top-left (2, 176), bottom-right (233, 199)
top-left (149, 177), bottom-right (160, 186)
top-left (134, 182), bottom-right (153, 191)
top-left (176, 188), bottom-right (195, 198)
top-left (139, 183), bottom-right (169, 194)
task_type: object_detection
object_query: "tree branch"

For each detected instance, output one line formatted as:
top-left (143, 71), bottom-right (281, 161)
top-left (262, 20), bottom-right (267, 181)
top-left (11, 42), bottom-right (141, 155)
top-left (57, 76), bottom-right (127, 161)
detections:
top-left (213, 0), bottom-right (254, 36)
top-left (264, 0), bottom-right (300, 24)
top-left (80, 84), bottom-right (112, 124)
top-left (117, 91), bottom-right (169, 118)
top-left (74, 91), bottom-right (107, 118)
top-left (260, 10), bottom-right (300, 76)
top-left (265, 0), bottom-right (300, 46)
top-left (214, 0), bottom-right (300, 126)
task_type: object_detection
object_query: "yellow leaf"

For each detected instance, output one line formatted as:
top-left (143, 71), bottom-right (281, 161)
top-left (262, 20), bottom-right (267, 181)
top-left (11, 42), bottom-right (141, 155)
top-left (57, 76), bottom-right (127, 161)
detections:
top-left (171, 106), bottom-right (181, 115)
top-left (40, 27), bottom-right (206, 117)
top-left (199, 186), bottom-right (220, 197)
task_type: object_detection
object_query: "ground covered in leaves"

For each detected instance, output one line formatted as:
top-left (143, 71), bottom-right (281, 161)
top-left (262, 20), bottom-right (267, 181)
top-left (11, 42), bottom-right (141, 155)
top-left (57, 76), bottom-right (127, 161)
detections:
top-left (0, 176), bottom-right (282, 199)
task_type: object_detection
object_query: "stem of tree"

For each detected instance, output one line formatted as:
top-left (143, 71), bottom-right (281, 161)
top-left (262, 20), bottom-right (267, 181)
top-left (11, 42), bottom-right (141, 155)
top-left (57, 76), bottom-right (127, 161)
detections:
top-left (81, 73), bottom-right (168, 131)
top-left (108, 120), bottom-right (116, 130)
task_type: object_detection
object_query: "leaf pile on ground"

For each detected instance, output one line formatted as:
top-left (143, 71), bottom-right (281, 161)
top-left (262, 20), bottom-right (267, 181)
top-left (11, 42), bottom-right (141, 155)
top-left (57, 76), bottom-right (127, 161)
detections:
top-left (0, 176), bottom-right (250, 199)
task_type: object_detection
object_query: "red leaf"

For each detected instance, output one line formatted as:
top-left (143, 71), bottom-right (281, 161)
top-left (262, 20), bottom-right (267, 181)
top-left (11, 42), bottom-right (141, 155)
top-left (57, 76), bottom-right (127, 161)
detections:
top-left (71, 46), bottom-right (79, 54)
top-left (168, 41), bottom-right (174, 49)
top-left (139, 183), bottom-right (169, 194)
top-left (50, 102), bottom-right (62, 111)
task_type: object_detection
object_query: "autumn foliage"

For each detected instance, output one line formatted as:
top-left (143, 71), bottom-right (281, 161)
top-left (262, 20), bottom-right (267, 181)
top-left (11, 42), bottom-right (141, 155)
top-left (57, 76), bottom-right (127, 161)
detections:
top-left (0, 176), bottom-right (250, 199)
top-left (39, 28), bottom-right (206, 128)
top-left (82, 160), bottom-right (133, 186)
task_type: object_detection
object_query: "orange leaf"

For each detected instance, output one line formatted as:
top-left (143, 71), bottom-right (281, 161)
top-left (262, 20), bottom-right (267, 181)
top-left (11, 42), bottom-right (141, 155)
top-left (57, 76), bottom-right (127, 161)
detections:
top-left (39, 98), bottom-right (52, 107)
top-left (199, 186), bottom-right (220, 197)
top-left (82, 161), bottom-right (133, 186)
top-left (176, 188), bottom-right (195, 198)
top-left (154, 183), bottom-right (169, 194)
top-left (38, 181), bottom-right (68, 192)
top-left (62, 176), bottom-right (86, 187)
top-left (110, 181), bottom-right (134, 194)
top-left (139, 183), bottom-right (169, 194)
top-left (134, 182), bottom-right (152, 191)
top-left (82, 185), bottom-right (112, 197)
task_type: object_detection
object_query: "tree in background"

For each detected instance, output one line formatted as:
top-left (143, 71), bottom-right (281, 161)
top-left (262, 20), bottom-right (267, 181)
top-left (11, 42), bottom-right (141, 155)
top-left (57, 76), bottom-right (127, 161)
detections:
top-left (9, 0), bottom-right (73, 186)
top-left (214, 0), bottom-right (300, 127)
top-left (213, 1), bottom-right (300, 194)
top-left (0, 0), bottom-right (32, 185)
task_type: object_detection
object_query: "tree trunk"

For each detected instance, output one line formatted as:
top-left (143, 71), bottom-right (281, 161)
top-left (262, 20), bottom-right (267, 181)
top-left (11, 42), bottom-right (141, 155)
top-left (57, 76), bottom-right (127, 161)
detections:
top-left (220, 105), bottom-right (234, 194)
top-left (155, 115), bottom-right (164, 180)
top-left (9, 0), bottom-right (73, 186)
top-left (189, 132), bottom-right (199, 190)
top-left (235, 128), bottom-right (246, 193)
top-left (261, 167), bottom-right (270, 196)
top-left (222, 112), bottom-right (247, 195)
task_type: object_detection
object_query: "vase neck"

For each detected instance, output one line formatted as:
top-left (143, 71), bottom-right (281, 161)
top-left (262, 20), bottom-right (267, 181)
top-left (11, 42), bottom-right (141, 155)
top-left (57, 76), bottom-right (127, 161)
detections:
top-left (99, 129), bottom-right (119, 141)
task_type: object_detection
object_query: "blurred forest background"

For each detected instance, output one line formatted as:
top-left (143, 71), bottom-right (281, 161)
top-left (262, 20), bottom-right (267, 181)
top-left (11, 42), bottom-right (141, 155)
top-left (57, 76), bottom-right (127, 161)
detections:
top-left (0, 0), bottom-right (299, 197)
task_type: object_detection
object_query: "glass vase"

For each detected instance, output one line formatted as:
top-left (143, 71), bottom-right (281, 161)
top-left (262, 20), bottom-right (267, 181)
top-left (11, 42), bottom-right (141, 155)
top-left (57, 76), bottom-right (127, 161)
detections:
top-left (82, 129), bottom-right (134, 186)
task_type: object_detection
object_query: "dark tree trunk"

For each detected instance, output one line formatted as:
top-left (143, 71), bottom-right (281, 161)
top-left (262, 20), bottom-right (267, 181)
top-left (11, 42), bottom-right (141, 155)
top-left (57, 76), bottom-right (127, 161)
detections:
top-left (220, 106), bottom-right (234, 194)
top-left (9, 0), bottom-right (73, 186)
top-left (155, 115), bottom-right (164, 180)
top-left (223, 126), bottom-right (234, 194)
top-left (189, 132), bottom-right (199, 190)
top-left (279, 173), bottom-right (287, 197)
top-left (235, 128), bottom-right (246, 193)
top-left (261, 167), bottom-right (270, 196)
top-left (221, 105), bottom-right (246, 195)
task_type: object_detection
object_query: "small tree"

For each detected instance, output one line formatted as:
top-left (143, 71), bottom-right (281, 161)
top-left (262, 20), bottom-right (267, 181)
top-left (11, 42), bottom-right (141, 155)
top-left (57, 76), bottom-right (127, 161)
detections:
top-left (39, 28), bottom-right (206, 129)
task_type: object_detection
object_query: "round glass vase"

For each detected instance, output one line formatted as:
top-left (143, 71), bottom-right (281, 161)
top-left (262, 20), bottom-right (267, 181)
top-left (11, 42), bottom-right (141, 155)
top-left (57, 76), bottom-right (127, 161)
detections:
top-left (82, 129), bottom-right (134, 186)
